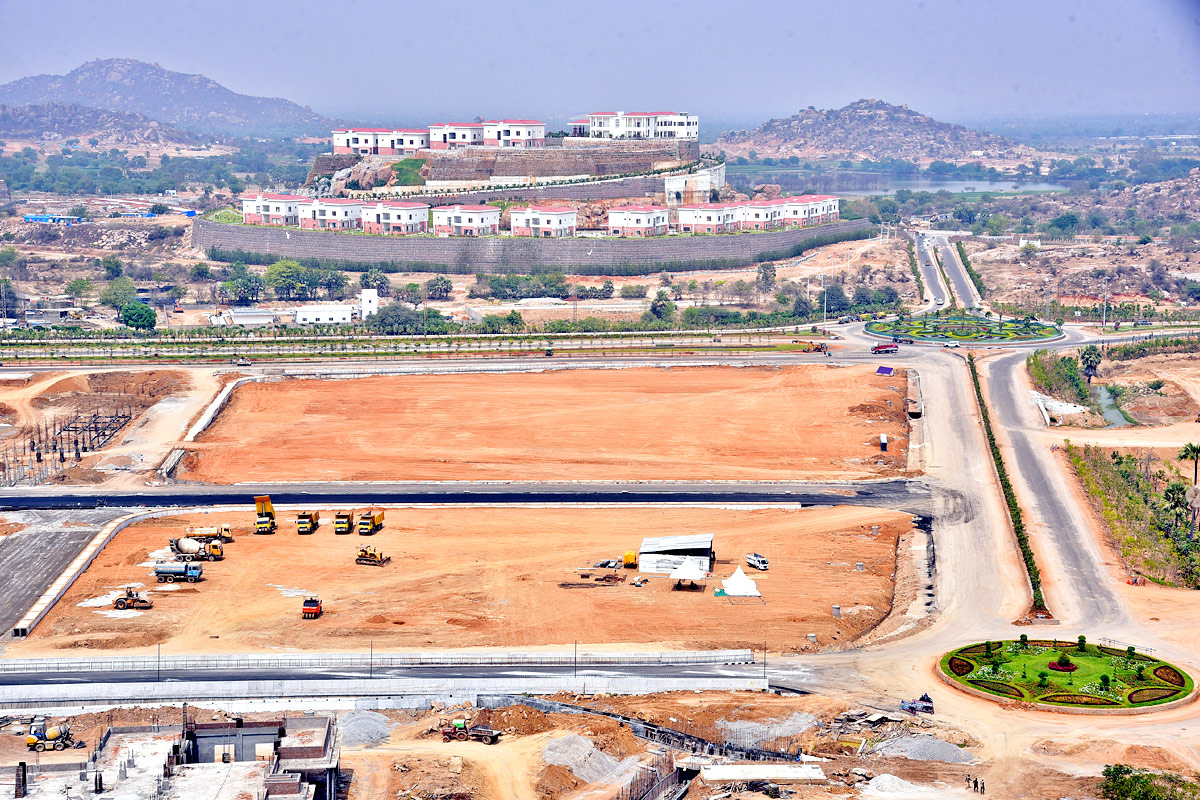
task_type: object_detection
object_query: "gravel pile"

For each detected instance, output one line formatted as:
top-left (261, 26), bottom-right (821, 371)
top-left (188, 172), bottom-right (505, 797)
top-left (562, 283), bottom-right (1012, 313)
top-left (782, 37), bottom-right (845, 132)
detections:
top-left (873, 735), bottom-right (974, 764)
top-left (542, 734), bottom-right (639, 784)
top-left (717, 711), bottom-right (816, 747)
top-left (864, 774), bottom-right (924, 795)
top-left (339, 711), bottom-right (392, 746)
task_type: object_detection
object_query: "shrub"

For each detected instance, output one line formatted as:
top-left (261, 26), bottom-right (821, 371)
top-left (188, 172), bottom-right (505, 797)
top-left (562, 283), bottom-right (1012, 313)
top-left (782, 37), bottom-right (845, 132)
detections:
top-left (1038, 671), bottom-right (1049, 687)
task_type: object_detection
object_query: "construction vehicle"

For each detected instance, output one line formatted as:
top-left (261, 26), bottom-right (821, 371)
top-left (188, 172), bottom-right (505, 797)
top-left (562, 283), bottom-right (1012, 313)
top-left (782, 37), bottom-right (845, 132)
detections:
top-left (169, 537), bottom-right (224, 562)
top-left (355, 546), bottom-right (391, 567)
top-left (186, 524), bottom-right (234, 543)
top-left (438, 718), bottom-right (501, 744)
top-left (357, 509), bottom-right (385, 536)
top-left (154, 562), bottom-right (204, 583)
top-left (113, 587), bottom-right (153, 611)
top-left (623, 551), bottom-right (637, 569)
top-left (334, 510), bottom-right (355, 535)
top-left (301, 597), bottom-right (323, 619)
top-left (297, 511), bottom-right (320, 534)
top-left (901, 693), bottom-right (935, 715)
top-left (26, 721), bottom-right (84, 752)
top-left (746, 553), bottom-right (770, 571)
top-left (255, 496), bottom-right (277, 534)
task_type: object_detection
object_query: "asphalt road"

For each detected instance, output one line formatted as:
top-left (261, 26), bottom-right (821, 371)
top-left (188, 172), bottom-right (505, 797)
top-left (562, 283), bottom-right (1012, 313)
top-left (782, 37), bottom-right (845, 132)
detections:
top-left (0, 480), bottom-right (934, 515)
top-left (931, 234), bottom-right (979, 308)
top-left (914, 234), bottom-right (947, 306)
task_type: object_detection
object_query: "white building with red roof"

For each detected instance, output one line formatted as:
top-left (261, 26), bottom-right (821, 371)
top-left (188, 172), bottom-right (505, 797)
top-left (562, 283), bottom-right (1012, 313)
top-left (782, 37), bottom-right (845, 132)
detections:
top-left (429, 123), bottom-right (485, 150)
top-left (297, 198), bottom-right (366, 230)
top-left (586, 111), bottom-right (698, 140)
top-left (510, 206), bottom-right (577, 238)
top-left (676, 203), bottom-right (738, 234)
top-left (735, 199), bottom-right (785, 231)
top-left (778, 195), bottom-right (840, 226)
top-left (362, 201), bottom-right (431, 235)
top-left (241, 193), bottom-right (309, 226)
top-left (608, 205), bottom-right (669, 237)
top-left (432, 204), bottom-right (500, 236)
top-left (482, 120), bottom-right (546, 148)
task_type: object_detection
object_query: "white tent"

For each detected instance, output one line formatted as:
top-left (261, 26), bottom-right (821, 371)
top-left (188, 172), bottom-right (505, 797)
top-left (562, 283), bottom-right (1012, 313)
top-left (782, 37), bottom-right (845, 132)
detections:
top-left (720, 567), bottom-right (763, 603)
top-left (669, 562), bottom-right (707, 581)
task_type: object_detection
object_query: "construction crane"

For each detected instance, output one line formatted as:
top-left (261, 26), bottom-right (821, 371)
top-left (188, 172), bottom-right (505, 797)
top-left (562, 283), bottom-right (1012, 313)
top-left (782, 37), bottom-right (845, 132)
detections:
top-left (254, 495), bottom-right (276, 534)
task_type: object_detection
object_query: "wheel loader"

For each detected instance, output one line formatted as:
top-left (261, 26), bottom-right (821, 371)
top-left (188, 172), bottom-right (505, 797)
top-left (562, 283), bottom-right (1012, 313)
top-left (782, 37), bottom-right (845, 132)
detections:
top-left (355, 546), bottom-right (391, 567)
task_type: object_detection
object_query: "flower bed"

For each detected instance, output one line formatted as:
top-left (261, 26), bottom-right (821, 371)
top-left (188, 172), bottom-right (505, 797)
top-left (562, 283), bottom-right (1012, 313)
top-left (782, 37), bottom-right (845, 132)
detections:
top-left (866, 313), bottom-right (1058, 344)
top-left (940, 640), bottom-right (1193, 710)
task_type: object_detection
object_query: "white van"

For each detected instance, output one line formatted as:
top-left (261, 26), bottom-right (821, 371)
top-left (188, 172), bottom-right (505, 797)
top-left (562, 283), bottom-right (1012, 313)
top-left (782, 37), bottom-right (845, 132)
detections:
top-left (746, 553), bottom-right (770, 571)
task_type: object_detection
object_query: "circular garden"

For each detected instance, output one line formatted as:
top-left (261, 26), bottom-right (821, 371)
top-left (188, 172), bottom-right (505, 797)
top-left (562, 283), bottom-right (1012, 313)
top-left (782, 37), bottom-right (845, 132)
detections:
top-left (866, 313), bottom-right (1059, 343)
top-left (940, 637), bottom-right (1194, 710)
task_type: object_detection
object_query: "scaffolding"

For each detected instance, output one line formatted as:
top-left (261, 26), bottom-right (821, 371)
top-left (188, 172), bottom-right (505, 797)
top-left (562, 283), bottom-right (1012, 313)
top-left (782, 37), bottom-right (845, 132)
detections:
top-left (0, 407), bottom-right (133, 486)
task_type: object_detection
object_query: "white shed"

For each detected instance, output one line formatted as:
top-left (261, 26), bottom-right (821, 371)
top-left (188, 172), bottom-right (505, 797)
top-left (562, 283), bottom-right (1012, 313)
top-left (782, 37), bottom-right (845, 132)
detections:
top-left (638, 533), bottom-right (714, 574)
top-left (294, 304), bottom-right (354, 325)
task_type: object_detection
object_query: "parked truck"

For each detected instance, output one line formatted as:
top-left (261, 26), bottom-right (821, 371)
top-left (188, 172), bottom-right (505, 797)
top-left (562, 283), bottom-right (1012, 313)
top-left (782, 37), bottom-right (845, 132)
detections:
top-left (154, 562), bottom-right (204, 583)
top-left (169, 537), bottom-right (224, 562)
top-left (438, 718), bottom-right (501, 744)
top-left (26, 721), bottom-right (83, 752)
top-left (357, 509), bottom-right (385, 536)
top-left (297, 510), bottom-right (320, 534)
top-left (871, 343), bottom-right (899, 355)
top-left (255, 495), bottom-right (276, 534)
top-left (334, 510), bottom-right (355, 535)
top-left (185, 525), bottom-right (234, 543)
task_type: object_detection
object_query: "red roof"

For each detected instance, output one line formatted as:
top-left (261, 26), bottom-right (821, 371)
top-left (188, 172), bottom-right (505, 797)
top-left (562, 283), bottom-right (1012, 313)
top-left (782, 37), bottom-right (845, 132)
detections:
top-left (435, 204), bottom-right (497, 213)
top-left (333, 128), bottom-right (395, 133)
top-left (377, 201), bottom-right (430, 209)
top-left (567, 119), bottom-right (590, 125)
top-left (315, 198), bottom-right (366, 205)
top-left (679, 203), bottom-right (736, 211)
top-left (588, 111), bottom-right (617, 116)
top-left (522, 206), bottom-right (575, 214)
top-left (396, 129), bottom-right (429, 134)
top-left (251, 193), bottom-right (308, 201)
top-left (482, 119), bottom-right (545, 125)
top-left (431, 122), bottom-right (484, 129)
top-left (609, 205), bottom-right (667, 213)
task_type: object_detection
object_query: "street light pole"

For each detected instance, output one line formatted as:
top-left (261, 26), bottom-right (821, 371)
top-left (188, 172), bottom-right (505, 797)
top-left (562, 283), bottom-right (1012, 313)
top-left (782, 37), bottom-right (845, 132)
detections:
top-left (1102, 277), bottom-right (1109, 330)
top-left (820, 273), bottom-right (827, 327)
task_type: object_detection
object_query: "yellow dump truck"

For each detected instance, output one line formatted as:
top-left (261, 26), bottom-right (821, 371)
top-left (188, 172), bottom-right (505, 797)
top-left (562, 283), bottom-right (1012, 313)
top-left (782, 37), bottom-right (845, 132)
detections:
top-left (297, 510), bottom-right (320, 534)
top-left (357, 509), bottom-right (385, 535)
top-left (334, 510), bottom-right (355, 535)
top-left (254, 495), bottom-right (276, 534)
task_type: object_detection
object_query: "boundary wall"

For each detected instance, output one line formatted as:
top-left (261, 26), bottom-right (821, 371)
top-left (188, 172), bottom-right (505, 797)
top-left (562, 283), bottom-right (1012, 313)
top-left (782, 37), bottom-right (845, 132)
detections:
top-left (194, 217), bottom-right (871, 271)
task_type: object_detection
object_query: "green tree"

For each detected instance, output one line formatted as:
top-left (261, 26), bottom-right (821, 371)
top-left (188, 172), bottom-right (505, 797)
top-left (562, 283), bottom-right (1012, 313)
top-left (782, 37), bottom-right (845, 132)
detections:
top-left (0, 246), bottom-right (17, 267)
top-left (120, 302), bottom-right (156, 330)
top-left (359, 267), bottom-right (392, 297)
top-left (189, 262), bottom-right (212, 281)
top-left (264, 260), bottom-right (305, 300)
top-left (756, 263), bottom-right (777, 292)
top-left (100, 277), bottom-right (138, 308)
top-left (100, 256), bottom-right (123, 279)
top-left (149, 203), bottom-right (170, 216)
top-left (65, 277), bottom-right (94, 302)
top-left (1100, 764), bottom-right (1200, 800)
top-left (396, 282), bottom-right (423, 308)
top-left (425, 275), bottom-right (453, 301)
top-left (1178, 443), bottom-right (1200, 486)
top-left (1077, 634), bottom-right (1087, 652)
top-left (319, 270), bottom-right (348, 300)
top-left (648, 290), bottom-right (676, 322)
top-left (1080, 344), bottom-right (1102, 384)
top-left (504, 310), bottom-right (524, 332)
top-left (1038, 671), bottom-right (1049, 687)
top-left (985, 213), bottom-right (1009, 236)
top-left (817, 284), bottom-right (851, 315)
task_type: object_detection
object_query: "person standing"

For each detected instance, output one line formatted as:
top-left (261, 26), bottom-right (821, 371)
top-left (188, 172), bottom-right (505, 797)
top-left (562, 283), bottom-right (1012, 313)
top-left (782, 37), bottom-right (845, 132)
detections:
top-left (980, 780), bottom-right (986, 795)
top-left (973, 778), bottom-right (979, 793)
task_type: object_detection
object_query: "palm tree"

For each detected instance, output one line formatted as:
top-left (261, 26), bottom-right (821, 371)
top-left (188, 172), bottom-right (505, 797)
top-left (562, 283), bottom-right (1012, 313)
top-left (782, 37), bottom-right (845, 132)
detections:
top-left (1179, 443), bottom-right (1200, 487)
top-left (1080, 344), bottom-right (1102, 384)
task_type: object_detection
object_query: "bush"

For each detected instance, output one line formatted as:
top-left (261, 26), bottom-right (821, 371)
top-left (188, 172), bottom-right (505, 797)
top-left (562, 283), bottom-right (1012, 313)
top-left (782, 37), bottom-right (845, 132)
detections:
top-left (119, 302), bottom-right (156, 330)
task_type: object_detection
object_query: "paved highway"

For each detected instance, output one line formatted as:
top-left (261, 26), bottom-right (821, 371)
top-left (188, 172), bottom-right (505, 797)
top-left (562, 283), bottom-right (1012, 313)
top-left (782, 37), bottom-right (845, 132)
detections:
top-left (913, 234), bottom-right (947, 306)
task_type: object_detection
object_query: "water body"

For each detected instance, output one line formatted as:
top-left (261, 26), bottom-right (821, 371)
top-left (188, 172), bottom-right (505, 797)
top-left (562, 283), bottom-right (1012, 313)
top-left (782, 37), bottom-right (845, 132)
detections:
top-left (1093, 384), bottom-right (1130, 427)
top-left (832, 176), bottom-right (1068, 197)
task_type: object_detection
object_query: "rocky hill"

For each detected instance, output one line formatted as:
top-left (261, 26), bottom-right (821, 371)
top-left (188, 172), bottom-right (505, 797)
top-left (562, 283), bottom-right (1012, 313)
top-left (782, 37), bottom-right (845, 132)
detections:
top-left (0, 59), bottom-right (333, 136)
top-left (0, 102), bottom-right (201, 147)
top-left (716, 99), bottom-right (1027, 162)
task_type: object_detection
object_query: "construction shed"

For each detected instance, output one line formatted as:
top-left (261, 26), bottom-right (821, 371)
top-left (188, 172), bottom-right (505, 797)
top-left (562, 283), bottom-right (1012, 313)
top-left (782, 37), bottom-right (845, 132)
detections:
top-left (638, 533), bottom-right (715, 575)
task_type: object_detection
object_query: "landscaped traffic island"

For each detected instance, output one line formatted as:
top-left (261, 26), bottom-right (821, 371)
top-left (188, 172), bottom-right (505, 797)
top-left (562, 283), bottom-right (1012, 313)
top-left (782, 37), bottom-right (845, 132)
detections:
top-left (867, 313), bottom-right (1058, 343)
top-left (940, 637), bottom-right (1194, 709)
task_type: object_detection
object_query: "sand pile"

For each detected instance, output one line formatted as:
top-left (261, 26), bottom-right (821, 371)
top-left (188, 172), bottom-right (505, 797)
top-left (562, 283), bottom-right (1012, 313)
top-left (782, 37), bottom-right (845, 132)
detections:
top-left (339, 711), bottom-right (392, 746)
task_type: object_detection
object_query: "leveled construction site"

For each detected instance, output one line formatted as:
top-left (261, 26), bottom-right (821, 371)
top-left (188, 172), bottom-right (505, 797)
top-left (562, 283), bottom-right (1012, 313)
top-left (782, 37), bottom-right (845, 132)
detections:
top-left (8, 505), bottom-right (912, 656)
top-left (179, 364), bottom-right (911, 483)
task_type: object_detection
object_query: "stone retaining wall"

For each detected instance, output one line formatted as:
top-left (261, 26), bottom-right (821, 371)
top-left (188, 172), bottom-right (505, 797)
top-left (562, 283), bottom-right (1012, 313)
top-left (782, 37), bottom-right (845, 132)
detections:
top-left (194, 217), bottom-right (871, 272)
top-left (426, 140), bottom-right (698, 181)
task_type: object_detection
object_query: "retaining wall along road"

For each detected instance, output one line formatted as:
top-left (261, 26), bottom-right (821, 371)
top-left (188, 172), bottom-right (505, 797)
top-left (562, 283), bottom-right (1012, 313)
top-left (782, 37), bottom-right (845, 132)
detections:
top-left (194, 217), bottom-right (871, 272)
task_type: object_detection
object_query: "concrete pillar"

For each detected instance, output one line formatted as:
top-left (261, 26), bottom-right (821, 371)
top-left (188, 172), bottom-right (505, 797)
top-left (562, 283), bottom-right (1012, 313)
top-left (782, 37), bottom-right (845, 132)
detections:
top-left (832, 605), bottom-right (841, 619)
top-left (806, 633), bottom-right (817, 644)
top-left (856, 562), bottom-right (864, 572)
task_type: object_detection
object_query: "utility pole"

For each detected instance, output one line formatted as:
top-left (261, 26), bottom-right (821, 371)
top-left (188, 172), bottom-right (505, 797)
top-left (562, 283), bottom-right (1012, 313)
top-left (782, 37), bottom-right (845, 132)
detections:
top-left (1101, 277), bottom-right (1109, 330)
top-left (1044, 280), bottom-right (1051, 320)
top-left (820, 273), bottom-right (828, 328)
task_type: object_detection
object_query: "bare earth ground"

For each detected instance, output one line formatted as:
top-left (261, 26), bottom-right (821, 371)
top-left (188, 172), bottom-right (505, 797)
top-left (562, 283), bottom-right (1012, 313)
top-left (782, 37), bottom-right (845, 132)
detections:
top-left (179, 365), bottom-right (910, 483)
top-left (7, 505), bottom-right (911, 656)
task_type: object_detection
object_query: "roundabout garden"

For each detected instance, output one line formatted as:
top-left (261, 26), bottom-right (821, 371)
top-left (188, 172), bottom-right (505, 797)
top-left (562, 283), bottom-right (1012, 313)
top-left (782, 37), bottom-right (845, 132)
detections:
top-left (940, 636), bottom-right (1194, 709)
top-left (867, 312), bottom-right (1059, 343)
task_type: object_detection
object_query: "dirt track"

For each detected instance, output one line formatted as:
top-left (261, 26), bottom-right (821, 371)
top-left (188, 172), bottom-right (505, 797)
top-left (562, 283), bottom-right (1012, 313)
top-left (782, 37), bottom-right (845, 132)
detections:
top-left (8, 505), bottom-right (911, 656)
top-left (180, 365), bottom-right (911, 483)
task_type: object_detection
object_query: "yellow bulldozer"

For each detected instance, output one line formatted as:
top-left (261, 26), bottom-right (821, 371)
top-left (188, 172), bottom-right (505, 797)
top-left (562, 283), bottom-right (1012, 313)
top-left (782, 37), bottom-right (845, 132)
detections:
top-left (355, 545), bottom-right (391, 567)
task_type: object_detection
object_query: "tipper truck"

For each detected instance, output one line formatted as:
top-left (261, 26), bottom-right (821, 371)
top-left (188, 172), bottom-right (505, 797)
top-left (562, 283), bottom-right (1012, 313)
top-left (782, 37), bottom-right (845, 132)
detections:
top-left (169, 537), bottom-right (224, 562)
top-left (334, 510), bottom-right (355, 535)
top-left (297, 511), bottom-right (320, 534)
top-left (154, 562), bottom-right (204, 583)
top-left (255, 495), bottom-right (276, 534)
top-left (357, 509), bottom-right (385, 535)
top-left (186, 525), bottom-right (234, 543)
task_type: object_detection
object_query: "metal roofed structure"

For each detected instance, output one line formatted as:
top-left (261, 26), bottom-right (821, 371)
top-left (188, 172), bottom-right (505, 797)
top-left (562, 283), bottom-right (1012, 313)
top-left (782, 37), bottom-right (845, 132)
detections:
top-left (638, 533), bottom-right (714, 574)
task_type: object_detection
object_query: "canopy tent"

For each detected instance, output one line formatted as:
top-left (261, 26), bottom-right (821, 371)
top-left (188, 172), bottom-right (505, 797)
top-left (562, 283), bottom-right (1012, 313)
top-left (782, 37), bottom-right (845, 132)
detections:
top-left (669, 562), bottom-right (707, 581)
top-left (718, 566), bottom-right (764, 604)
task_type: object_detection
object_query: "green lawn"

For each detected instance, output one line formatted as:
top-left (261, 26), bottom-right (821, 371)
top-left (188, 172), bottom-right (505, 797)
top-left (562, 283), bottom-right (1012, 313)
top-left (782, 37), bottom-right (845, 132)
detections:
top-left (867, 313), bottom-right (1058, 343)
top-left (941, 639), bottom-right (1193, 708)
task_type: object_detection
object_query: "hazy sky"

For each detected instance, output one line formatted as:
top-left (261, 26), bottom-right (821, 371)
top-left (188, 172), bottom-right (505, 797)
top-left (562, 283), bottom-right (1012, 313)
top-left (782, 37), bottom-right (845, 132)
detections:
top-left (1, 0), bottom-right (1198, 123)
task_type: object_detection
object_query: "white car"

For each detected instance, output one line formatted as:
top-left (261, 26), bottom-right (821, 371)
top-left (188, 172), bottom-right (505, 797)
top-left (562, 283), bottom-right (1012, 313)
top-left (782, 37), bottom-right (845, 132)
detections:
top-left (942, 341), bottom-right (961, 348)
top-left (935, 298), bottom-right (945, 306)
